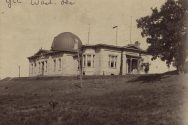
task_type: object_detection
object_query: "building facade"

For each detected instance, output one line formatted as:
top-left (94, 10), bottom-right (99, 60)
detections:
top-left (28, 32), bottom-right (150, 77)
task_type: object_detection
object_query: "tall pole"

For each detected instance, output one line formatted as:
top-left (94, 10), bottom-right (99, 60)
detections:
top-left (113, 26), bottom-right (118, 46)
top-left (130, 16), bottom-right (132, 44)
top-left (87, 24), bottom-right (90, 44)
top-left (75, 39), bottom-right (83, 88)
top-left (116, 27), bottom-right (118, 46)
top-left (18, 65), bottom-right (20, 78)
top-left (77, 49), bottom-right (83, 88)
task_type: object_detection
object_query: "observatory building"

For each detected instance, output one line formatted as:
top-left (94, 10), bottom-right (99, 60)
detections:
top-left (28, 32), bottom-right (148, 77)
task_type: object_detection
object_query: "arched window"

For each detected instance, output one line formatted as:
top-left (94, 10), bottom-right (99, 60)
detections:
top-left (54, 59), bottom-right (56, 72)
top-left (59, 58), bottom-right (61, 70)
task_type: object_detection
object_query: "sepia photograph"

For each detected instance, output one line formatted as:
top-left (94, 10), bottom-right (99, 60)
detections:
top-left (0, 0), bottom-right (187, 124)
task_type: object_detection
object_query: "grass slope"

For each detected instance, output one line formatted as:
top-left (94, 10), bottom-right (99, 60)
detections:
top-left (0, 74), bottom-right (187, 125)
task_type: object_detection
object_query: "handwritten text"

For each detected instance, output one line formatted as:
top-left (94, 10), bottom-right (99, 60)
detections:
top-left (5, 0), bottom-right (75, 8)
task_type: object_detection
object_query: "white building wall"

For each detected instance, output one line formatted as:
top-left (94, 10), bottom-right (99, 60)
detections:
top-left (94, 49), bottom-right (101, 75)
top-left (29, 53), bottom-right (78, 77)
top-left (29, 47), bottom-right (177, 77)
top-left (48, 56), bottom-right (62, 76)
top-left (63, 54), bottom-right (78, 76)
top-left (99, 49), bottom-right (121, 75)
top-left (122, 52), bottom-right (127, 75)
top-left (82, 48), bottom-right (122, 75)
top-left (82, 48), bottom-right (96, 75)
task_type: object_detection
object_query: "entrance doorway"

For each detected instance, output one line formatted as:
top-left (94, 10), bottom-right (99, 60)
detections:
top-left (126, 58), bottom-right (139, 74)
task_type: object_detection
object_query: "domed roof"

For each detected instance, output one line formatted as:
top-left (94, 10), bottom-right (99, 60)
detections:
top-left (51, 32), bottom-right (82, 51)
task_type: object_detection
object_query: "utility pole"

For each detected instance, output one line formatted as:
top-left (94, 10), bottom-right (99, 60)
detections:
top-left (18, 65), bottom-right (20, 78)
top-left (87, 24), bottom-right (90, 44)
top-left (130, 16), bottom-right (132, 44)
top-left (77, 49), bottom-right (83, 88)
top-left (75, 39), bottom-right (83, 88)
top-left (113, 26), bottom-right (118, 46)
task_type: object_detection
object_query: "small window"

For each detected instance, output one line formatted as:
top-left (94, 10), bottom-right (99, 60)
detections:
top-left (54, 59), bottom-right (56, 72)
top-left (59, 58), bottom-right (61, 70)
top-left (34, 63), bottom-right (36, 73)
top-left (87, 55), bottom-right (91, 67)
top-left (93, 55), bottom-right (95, 67)
top-left (31, 64), bottom-right (33, 74)
top-left (108, 56), bottom-right (110, 67)
top-left (38, 62), bottom-right (40, 73)
top-left (111, 60), bottom-right (114, 68)
top-left (109, 55), bottom-right (117, 69)
top-left (45, 61), bottom-right (47, 72)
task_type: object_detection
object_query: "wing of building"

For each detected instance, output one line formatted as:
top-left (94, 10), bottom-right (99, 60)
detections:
top-left (28, 32), bottom-right (172, 77)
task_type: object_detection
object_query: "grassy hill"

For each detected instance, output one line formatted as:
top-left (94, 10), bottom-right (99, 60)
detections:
top-left (0, 73), bottom-right (187, 125)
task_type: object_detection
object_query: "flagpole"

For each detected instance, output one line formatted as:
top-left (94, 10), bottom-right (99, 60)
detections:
top-left (130, 16), bottom-right (132, 44)
top-left (77, 49), bottom-right (83, 88)
top-left (113, 26), bottom-right (118, 46)
top-left (88, 24), bottom-right (90, 45)
top-left (116, 27), bottom-right (118, 46)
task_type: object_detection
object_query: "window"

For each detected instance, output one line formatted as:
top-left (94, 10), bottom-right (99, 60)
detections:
top-left (31, 64), bottom-right (33, 74)
top-left (83, 54), bottom-right (95, 68)
top-left (87, 55), bottom-right (91, 67)
top-left (59, 58), bottom-right (61, 70)
top-left (54, 59), bottom-right (56, 72)
top-left (45, 61), bottom-right (47, 72)
top-left (108, 55), bottom-right (117, 69)
top-left (34, 62), bottom-right (36, 73)
top-left (93, 55), bottom-right (95, 67)
top-left (39, 62), bottom-right (40, 73)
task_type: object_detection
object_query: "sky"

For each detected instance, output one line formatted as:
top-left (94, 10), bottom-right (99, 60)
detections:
top-left (0, 0), bottom-right (167, 78)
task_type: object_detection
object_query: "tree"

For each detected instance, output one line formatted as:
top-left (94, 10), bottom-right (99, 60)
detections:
top-left (137, 0), bottom-right (188, 73)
